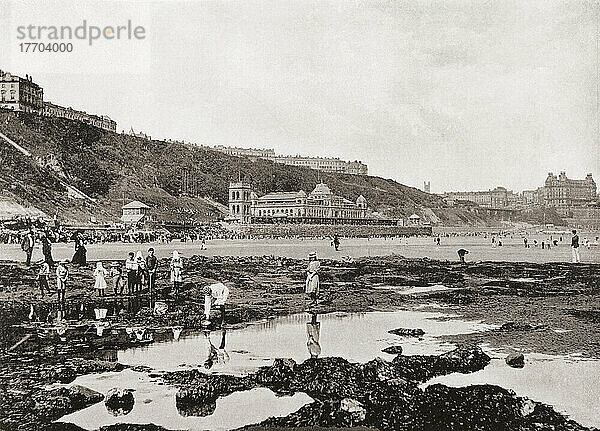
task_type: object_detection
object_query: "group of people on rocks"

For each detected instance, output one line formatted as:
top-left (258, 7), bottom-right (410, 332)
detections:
top-left (91, 248), bottom-right (182, 298)
top-left (36, 259), bottom-right (69, 306)
top-left (30, 245), bottom-right (323, 328)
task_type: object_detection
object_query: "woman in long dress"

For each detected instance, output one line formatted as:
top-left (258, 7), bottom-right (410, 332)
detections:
top-left (305, 252), bottom-right (320, 306)
top-left (170, 250), bottom-right (183, 296)
top-left (41, 232), bottom-right (54, 265)
top-left (72, 232), bottom-right (87, 266)
top-left (94, 261), bottom-right (108, 297)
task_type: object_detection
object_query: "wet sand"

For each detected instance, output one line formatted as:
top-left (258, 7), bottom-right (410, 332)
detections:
top-left (2, 235), bottom-right (600, 264)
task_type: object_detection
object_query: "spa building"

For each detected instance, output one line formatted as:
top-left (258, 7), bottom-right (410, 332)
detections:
top-left (228, 181), bottom-right (370, 224)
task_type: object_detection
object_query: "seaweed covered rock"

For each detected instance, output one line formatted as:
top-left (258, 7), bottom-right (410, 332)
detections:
top-left (389, 328), bottom-right (425, 337)
top-left (361, 357), bottom-right (399, 382)
top-left (256, 382), bottom-right (589, 431)
top-left (438, 344), bottom-right (491, 373)
top-left (505, 352), bottom-right (525, 368)
top-left (382, 345), bottom-right (403, 355)
top-left (292, 357), bottom-right (365, 399)
top-left (339, 398), bottom-right (366, 423)
top-left (255, 358), bottom-right (297, 393)
top-left (32, 385), bottom-right (104, 421)
top-left (174, 372), bottom-right (255, 416)
top-left (499, 321), bottom-right (544, 332)
top-left (392, 345), bottom-right (490, 382)
top-left (163, 347), bottom-right (591, 431)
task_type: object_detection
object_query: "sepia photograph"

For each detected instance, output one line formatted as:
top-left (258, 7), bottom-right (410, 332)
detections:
top-left (0, 0), bottom-right (599, 430)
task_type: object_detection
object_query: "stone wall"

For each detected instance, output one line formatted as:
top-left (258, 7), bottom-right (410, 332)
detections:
top-left (240, 223), bottom-right (432, 238)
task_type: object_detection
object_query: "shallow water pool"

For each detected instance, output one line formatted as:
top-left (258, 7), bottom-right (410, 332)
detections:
top-left (58, 369), bottom-right (313, 430)
top-left (57, 310), bottom-right (600, 429)
top-left (117, 310), bottom-right (494, 374)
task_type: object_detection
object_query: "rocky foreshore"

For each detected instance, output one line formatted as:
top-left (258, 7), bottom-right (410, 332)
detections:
top-left (0, 255), bottom-right (599, 430)
top-left (164, 345), bottom-right (585, 431)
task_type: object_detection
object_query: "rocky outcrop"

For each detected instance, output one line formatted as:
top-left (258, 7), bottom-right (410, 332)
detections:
top-left (506, 352), bottom-right (525, 368)
top-left (167, 346), bottom-right (497, 429)
top-left (168, 344), bottom-right (592, 431)
top-left (382, 345), bottom-right (403, 354)
top-left (392, 345), bottom-right (491, 381)
top-left (500, 322), bottom-right (544, 332)
top-left (174, 372), bottom-right (255, 417)
top-left (389, 328), bottom-right (425, 337)
top-left (32, 385), bottom-right (103, 422)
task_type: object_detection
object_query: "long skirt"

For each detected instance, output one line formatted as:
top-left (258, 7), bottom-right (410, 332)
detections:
top-left (73, 246), bottom-right (87, 265)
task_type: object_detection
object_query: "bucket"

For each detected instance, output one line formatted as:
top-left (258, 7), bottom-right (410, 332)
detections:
top-left (94, 308), bottom-right (108, 320)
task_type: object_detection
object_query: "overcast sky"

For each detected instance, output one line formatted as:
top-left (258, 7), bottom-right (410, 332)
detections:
top-left (3, 0), bottom-right (599, 193)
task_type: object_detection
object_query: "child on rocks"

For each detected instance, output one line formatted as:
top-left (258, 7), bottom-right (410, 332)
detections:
top-left (125, 252), bottom-right (137, 295)
top-left (170, 251), bottom-right (183, 296)
top-left (110, 261), bottom-right (124, 295)
top-left (94, 261), bottom-right (108, 296)
top-left (56, 260), bottom-right (69, 306)
top-left (37, 259), bottom-right (51, 296)
top-left (305, 252), bottom-right (320, 306)
top-left (135, 251), bottom-right (145, 293)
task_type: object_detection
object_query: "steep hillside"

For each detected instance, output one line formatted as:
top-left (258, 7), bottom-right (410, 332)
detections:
top-left (0, 109), bottom-right (552, 227)
top-left (0, 109), bottom-right (454, 224)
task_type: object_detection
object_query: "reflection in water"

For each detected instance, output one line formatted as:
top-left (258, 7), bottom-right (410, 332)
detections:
top-left (118, 311), bottom-right (492, 374)
top-left (104, 388), bottom-right (135, 416)
top-left (59, 370), bottom-right (313, 430)
top-left (94, 349), bottom-right (118, 362)
top-left (58, 311), bottom-right (600, 429)
top-left (23, 296), bottom-right (154, 326)
top-left (306, 313), bottom-right (321, 358)
top-left (203, 330), bottom-right (230, 370)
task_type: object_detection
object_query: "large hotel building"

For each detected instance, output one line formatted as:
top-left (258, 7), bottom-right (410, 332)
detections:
top-left (212, 145), bottom-right (368, 175)
top-left (442, 187), bottom-right (514, 209)
top-left (0, 69), bottom-right (116, 132)
top-left (542, 172), bottom-right (596, 208)
top-left (0, 71), bottom-right (43, 113)
top-left (443, 172), bottom-right (597, 212)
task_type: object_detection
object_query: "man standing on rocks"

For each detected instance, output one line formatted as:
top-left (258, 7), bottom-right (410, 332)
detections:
top-left (457, 248), bottom-right (469, 265)
top-left (571, 230), bottom-right (580, 263)
top-left (203, 282), bottom-right (230, 326)
top-left (21, 229), bottom-right (35, 266)
top-left (125, 252), bottom-right (137, 295)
